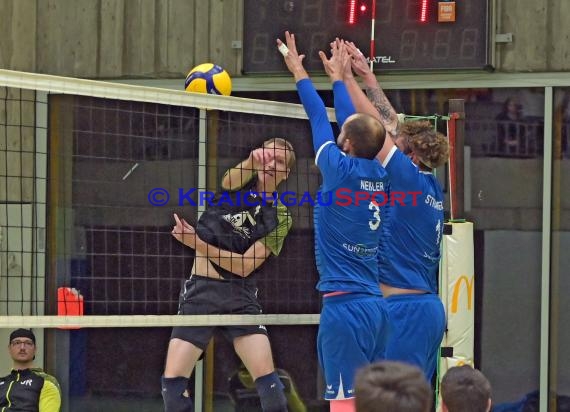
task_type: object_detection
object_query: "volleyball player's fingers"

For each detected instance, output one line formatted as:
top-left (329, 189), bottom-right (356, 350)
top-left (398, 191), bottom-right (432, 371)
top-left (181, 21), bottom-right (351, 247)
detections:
top-left (261, 148), bottom-right (274, 165)
top-left (350, 50), bottom-right (370, 78)
top-left (180, 217), bottom-right (192, 231)
top-left (251, 148), bottom-right (265, 169)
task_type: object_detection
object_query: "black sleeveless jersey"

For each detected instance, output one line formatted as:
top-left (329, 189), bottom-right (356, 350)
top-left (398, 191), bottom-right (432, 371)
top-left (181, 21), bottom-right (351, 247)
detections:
top-left (195, 178), bottom-right (284, 281)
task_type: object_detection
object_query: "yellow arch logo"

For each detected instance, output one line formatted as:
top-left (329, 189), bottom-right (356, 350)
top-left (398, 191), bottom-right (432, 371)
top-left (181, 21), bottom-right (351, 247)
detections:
top-left (450, 275), bottom-right (474, 313)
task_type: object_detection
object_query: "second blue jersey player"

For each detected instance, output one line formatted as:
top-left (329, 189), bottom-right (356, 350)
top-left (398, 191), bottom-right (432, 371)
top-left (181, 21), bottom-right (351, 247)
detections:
top-left (277, 32), bottom-right (391, 412)
top-left (341, 39), bottom-right (450, 382)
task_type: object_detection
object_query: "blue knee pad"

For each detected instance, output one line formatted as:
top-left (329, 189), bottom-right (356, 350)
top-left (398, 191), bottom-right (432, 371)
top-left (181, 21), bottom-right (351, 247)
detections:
top-left (161, 376), bottom-right (193, 412)
top-left (255, 372), bottom-right (288, 412)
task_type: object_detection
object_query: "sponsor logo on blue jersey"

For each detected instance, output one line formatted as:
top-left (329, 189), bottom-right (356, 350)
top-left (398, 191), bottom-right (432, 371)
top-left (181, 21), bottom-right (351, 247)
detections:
top-left (342, 243), bottom-right (378, 257)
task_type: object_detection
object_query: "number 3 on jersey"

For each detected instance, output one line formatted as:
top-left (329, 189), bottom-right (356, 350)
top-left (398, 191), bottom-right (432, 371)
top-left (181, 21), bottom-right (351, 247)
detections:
top-left (369, 201), bottom-right (381, 230)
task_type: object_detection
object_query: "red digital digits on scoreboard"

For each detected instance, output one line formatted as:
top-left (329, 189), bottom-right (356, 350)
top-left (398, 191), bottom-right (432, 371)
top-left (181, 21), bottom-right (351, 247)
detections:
top-left (346, 0), bottom-right (435, 24)
top-left (420, 0), bottom-right (429, 22)
top-left (348, 0), bottom-right (357, 24)
top-left (346, 0), bottom-right (369, 25)
top-left (243, 0), bottom-right (489, 73)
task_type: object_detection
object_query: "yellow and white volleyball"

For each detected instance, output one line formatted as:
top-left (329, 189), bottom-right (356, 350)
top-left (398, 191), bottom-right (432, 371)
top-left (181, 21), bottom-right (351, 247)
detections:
top-left (184, 63), bottom-right (232, 96)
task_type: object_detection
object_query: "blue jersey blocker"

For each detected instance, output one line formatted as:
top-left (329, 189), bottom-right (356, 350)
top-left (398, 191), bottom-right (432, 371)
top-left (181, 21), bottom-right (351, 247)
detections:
top-left (297, 78), bottom-right (390, 400)
top-left (379, 141), bottom-right (447, 380)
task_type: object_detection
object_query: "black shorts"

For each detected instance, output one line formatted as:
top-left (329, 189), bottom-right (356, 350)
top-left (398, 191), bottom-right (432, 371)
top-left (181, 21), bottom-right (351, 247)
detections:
top-left (171, 276), bottom-right (268, 350)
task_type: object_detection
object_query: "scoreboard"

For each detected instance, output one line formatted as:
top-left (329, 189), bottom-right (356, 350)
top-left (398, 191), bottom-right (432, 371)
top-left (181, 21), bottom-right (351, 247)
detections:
top-left (243, 0), bottom-right (489, 73)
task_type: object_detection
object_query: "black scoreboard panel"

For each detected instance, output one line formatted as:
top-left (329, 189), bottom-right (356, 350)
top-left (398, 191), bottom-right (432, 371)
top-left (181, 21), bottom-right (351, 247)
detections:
top-left (243, 0), bottom-right (488, 73)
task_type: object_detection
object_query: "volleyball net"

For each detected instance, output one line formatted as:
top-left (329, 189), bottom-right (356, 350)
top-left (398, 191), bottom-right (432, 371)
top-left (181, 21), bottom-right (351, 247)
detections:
top-left (0, 69), bottom-right (326, 327)
top-left (0, 69), bottom-right (331, 407)
top-left (0, 69), bottom-right (473, 408)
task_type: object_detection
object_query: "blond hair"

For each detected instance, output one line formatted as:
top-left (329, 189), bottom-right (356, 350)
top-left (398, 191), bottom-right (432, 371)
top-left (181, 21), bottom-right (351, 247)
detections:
top-left (263, 137), bottom-right (296, 168)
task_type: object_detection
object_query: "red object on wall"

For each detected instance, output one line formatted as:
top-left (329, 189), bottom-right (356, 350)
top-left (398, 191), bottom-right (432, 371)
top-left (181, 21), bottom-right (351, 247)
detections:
top-left (57, 287), bottom-right (84, 329)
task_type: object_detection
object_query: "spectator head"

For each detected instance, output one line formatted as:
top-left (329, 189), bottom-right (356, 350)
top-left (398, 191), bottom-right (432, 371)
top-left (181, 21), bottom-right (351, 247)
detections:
top-left (355, 361), bottom-right (432, 412)
top-left (441, 365), bottom-right (492, 412)
top-left (502, 97), bottom-right (523, 117)
top-left (8, 328), bottom-right (37, 366)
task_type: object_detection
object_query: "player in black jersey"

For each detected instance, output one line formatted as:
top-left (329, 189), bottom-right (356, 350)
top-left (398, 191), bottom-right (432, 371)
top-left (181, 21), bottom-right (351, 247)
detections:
top-left (161, 138), bottom-right (295, 412)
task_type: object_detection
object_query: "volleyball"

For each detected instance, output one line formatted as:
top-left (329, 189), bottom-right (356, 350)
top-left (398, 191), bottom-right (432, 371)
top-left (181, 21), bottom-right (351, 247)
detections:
top-left (184, 63), bottom-right (232, 96)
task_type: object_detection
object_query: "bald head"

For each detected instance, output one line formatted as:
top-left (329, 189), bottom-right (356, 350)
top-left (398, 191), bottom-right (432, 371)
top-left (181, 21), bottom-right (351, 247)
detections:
top-left (339, 113), bottom-right (386, 159)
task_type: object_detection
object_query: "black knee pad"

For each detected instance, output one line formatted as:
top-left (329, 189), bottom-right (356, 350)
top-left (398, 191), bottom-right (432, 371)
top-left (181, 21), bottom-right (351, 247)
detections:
top-left (161, 376), bottom-right (193, 412)
top-left (255, 372), bottom-right (288, 412)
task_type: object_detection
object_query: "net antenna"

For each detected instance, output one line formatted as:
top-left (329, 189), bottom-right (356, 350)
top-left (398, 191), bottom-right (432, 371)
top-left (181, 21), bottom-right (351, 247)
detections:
top-left (369, 0), bottom-right (377, 71)
top-left (447, 99), bottom-right (466, 220)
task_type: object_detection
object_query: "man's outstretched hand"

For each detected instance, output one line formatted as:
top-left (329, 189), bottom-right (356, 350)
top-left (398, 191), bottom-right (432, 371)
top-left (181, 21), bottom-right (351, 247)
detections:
top-left (319, 39), bottom-right (350, 83)
top-left (276, 31), bottom-right (309, 82)
top-left (345, 41), bottom-right (377, 87)
top-left (172, 213), bottom-right (196, 249)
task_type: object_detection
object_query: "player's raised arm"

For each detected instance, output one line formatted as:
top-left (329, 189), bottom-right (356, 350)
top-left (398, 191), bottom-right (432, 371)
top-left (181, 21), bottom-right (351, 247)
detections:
top-left (334, 41), bottom-right (383, 121)
top-left (336, 41), bottom-right (396, 163)
top-left (276, 31), bottom-right (308, 82)
top-left (345, 41), bottom-right (400, 136)
top-left (221, 147), bottom-right (273, 190)
top-left (276, 31), bottom-right (334, 153)
top-left (320, 40), bottom-right (357, 128)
